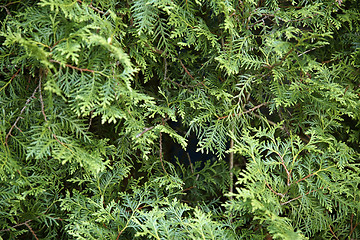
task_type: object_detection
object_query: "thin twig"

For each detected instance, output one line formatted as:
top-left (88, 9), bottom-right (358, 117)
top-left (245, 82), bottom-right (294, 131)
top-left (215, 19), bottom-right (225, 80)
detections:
top-left (329, 224), bottom-right (339, 240)
top-left (87, 110), bottom-right (94, 130)
top-left (0, 68), bottom-right (21, 93)
top-left (280, 187), bottom-right (323, 205)
top-left (159, 121), bottom-right (167, 175)
top-left (49, 59), bottom-right (95, 73)
top-left (229, 129), bottom-right (234, 200)
top-left (136, 126), bottom-right (154, 138)
top-left (295, 173), bottom-right (314, 185)
top-left (179, 59), bottom-right (194, 80)
top-left (265, 181), bottom-right (285, 198)
top-left (38, 74), bottom-right (68, 148)
top-left (5, 85), bottom-right (39, 145)
top-left (218, 102), bottom-right (269, 120)
top-left (182, 186), bottom-right (195, 192)
top-left (150, 46), bottom-right (205, 88)
top-left (275, 152), bottom-right (291, 186)
top-left (251, 112), bottom-right (283, 129)
top-left (0, 219), bottom-right (32, 232)
top-left (77, 0), bottom-right (109, 15)
top-left (0, 219), bottom-right (39, 239)
top-left (24, 222), bottom-right (39, 240)
top-left (297, 46), bottom-right (323, 57)
top-left (349, 213), bottom-right (359, 238)
top-left (187, 152), bottom-right (194, 173)
top-left (0, 1), bottom-right (17, 16)
top-left (164, 57), bottom-right (168, 81)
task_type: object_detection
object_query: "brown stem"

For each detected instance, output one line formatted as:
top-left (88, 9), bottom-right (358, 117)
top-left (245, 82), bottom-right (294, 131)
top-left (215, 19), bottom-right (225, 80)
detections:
top-left (294, 173), bottom-right (314, 185)
top-left (136, 126), bottom-right (154, 138)
top-left (0, 219), bottom-right (39, 239)
top-left (0, 1), bottom-right (14, 15)
top-left (0, 68), bottom-right (21, 92)
top-left (275, 152), bottom-right (291, 186)
top-left (280, 187), bottom-right (323, 205)
top-left (25, 222), bottom-right (39, 240)
top-left (349, 213), bottom-right (359, 238)
top-left (0, 219), bottom-right (32, 232)
top-left (265, 181), bottom-right (285, 198)
top-left (329, 224), bottom-right (339, 240)
top-left (49, 59), bottom-right (95, 73)
top-left (179, 59), bottom-right (194, 80)
top-left (182, 186), bottom-right (195, 192)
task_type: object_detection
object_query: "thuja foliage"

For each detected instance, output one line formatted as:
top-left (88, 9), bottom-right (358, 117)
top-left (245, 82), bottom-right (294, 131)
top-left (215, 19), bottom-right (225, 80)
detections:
top-left (0, 0), bottom-right (360, 239)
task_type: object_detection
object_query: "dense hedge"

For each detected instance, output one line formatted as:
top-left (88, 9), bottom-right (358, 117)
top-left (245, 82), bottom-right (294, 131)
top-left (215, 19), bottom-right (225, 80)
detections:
top-left (1, 0), bottom-right (360, 239)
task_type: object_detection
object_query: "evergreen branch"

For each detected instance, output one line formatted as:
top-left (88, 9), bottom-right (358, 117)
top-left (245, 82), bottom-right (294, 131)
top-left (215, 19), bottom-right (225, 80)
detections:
top-left (218, 102), bottom-right (269, 120)
top-left (264, 48), bottom-right (295, 70)
top-left (0, 68), bottom-right (20, 93)
top-left (5, 84), bottom-right (39, 145)
top-left (116, 200), bottom-right (143, 240)
top-left (38, 73), bottom-right (68, 149)
top-left (151, 46), bottom-right (205, 88)
top-left (49, 59), bottom-right (95, 73)
top-left (252, 112), bottom-right (279, 127)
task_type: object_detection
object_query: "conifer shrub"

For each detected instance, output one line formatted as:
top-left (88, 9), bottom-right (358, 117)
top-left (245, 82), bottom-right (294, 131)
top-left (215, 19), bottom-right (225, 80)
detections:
top-left (0, 0), bottom-right (359, 239)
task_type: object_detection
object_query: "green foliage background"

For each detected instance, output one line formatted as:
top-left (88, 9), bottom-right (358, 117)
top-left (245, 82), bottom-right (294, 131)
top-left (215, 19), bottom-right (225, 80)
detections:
top-left (0, 0), bottom-right (360, 239)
